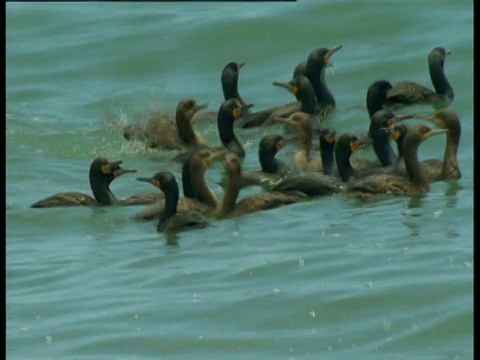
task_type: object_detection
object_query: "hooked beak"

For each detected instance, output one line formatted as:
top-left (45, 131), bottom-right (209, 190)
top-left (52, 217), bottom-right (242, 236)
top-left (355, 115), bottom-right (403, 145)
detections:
top-left (190, 103), bottom-right (208, 121)
top-left (210, 148), bottom-right (229, 162)
top-left (423, 128), bottom-right (448, 141)
top-left (237, 62), bottom-right (245, 69)
top-left (137, 177), bottom-right (158, 187)
top-left (194, 103), bottom-right (208, 112)
top-left (273, 80), bottom-right (298, 96)
top-left (115, 167), bottom-right (137, 178)
top-left (325, 45), bottom-right (343, 65)
top-left (390, 114), bottom-right (414, 124)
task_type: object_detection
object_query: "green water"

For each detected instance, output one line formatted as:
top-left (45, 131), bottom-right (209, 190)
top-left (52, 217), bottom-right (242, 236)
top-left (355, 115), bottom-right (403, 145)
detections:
top-left (6, 1), bottom-right (473, 359)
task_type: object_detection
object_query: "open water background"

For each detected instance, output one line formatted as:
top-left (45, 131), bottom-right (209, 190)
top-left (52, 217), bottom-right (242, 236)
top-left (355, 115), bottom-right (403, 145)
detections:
top-left (6, 1), bottom-right (473, 359)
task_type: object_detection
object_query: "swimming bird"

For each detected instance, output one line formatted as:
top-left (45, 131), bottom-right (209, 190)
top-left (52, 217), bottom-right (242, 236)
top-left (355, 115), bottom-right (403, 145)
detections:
top-left (31, 157), bottom-right (158, 208)
top-left (318, 127), bottom-right (337, 176)
top-left (385, 47), bottom-right (454, 109)
top-left (135, 148), bottom-right (222, 221)
top-left (368, 111), bottom-right (414, 167)
top-left (217, 98), bottom-right (254, 158)
top-left (216, 153), bottom-right (306, 218)
top-left (342, 126), bottom-right (448, 195)
top-left (391, 123), bottom-right (408, 165)
top-left (392, 108), bottom-right (461, 181)
top-left (137, 171), bottom-right (209, 233)
top-left (236, 45), bottom-right (342, 128)
top-left (272, 75), bottom-right (318, 116)
top-left (304, 45), bottom-right (342, 113)
top-left (366, 80), bottom-right (393, 119)
top-left (196, 61), bottom-right (252, 123)
top-left (143, 99), bottom-right (209, 150)
top-left (218, 134), bottom-right (293, 189)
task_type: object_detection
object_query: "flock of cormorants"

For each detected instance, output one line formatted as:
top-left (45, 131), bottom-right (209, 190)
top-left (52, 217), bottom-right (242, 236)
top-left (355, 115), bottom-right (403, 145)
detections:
top-left (31, 46), bottom-right (461, 234)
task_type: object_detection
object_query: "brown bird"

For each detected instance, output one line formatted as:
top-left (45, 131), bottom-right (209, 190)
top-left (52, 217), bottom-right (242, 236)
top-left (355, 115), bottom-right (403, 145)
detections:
top-left (392, 108), bottom-right (461, 181)
top-left (346, 125), bottom-right (448, 195)
top-left (216, 153), bottom-right (306, 218)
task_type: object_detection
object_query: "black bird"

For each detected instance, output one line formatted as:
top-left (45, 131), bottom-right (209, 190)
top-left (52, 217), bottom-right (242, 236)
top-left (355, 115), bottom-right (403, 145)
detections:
top-left (218, 134), bottom-right (292, 189)
top-left (217, 99), bottom-right (253, 159)
top-left (366, 80), bottom-right (393, 118)
top-left (137, 171), bottom-right (210, 233)
top-left (391, 123), bottom-right (408, 165)
top-left (135, 148), bottom-right (222, 221)
top-left (385, 47), bottom-right (454, 109)
top-left (318, 127), bottom-right (337, 176)
top-left (31, 158), bottom-right (158, 208)
top-left (236, 45), bottom-right (342, 128)
top-left (368, 111), bottom-right (413, 167)
top-left (304, 45), bottom-right (342, 112)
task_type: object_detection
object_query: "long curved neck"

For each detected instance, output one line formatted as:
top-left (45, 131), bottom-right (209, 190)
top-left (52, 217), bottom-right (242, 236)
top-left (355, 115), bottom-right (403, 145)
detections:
top-left (320, 141), bottom-right (335, 176)
top-left (395, 133), bottom-right (406, 166)
top-left (404, 142), bottom-right (429, 191)
top-left (335, 149), bottom-right (355, 182)
top-left (182, 159), bottom-right (197, 199)
top-left (176, 112), bottom-right (198, 146)
top-left (222, 80), bottom-right (240, 100)
top-left (306, 65), bottom-right (335, 108)
top-left (190, 164), bottom-right (219, 209)
top-left (300, 90), bottom-right (317, 114)
top-left (442, 130), bottom-right (461, 179)
top-left (158, 186), bottom-right (179, 230)
top-left (293, 132), bottom-right (312, 168)
top-left (373, 136), bottom-right (398, 167)
top-left (259, 150), bottom-right (280, 173)
top-left (90, 176), bottom-right (117, 205)
top-left (429, 61), bottom-right (453, 99)
top-left (367, 90), bottom-right (388, 118)
top-left (218, 168), bottom-right (241, 218)
top-left (218, 118), bottom-right (245, 158)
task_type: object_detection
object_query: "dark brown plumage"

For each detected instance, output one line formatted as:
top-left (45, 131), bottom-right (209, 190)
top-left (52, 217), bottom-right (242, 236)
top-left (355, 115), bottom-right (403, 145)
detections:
top-left (386, 47), bottom-right (454, 109)
top-left (347, 125), bottom-right (448, 195)
top-left (217, 153), bottom-right (305, 218)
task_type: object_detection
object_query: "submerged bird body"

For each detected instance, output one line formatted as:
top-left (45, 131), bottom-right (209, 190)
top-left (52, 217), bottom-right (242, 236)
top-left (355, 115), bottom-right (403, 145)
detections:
top-left (366, 80), bottom-right (393, 118)
top-left (229, 134), bottom-right (292, 189)
top-left (30, 158), bottom-right (154, 208)
top-left (137, 172), bottom-right (209, 233)
top-left (386, 47), bottom-right (454, 109)
top-left (393, 108), bottom-right (461, 181)
top-left (236, 45), bottom-right (341, 128)
top-left (147, 99), bottom-right (209, 150)
top-left (135, 148), bottom-right (220, 221)
top-left (304, 45), bottom-right (342, 111)
top-left (217, 153), bottom-right (305, 218)
top-left (346, 126), bottom-right (448, 195)
top-left (368, 110), bottom-right (413, 167)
